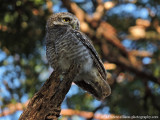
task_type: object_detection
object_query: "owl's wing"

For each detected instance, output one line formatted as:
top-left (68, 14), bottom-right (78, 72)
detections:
top-left (71, 30), bottom-right (111, 100)
top-left (71, 30), bottom-right (107, 81)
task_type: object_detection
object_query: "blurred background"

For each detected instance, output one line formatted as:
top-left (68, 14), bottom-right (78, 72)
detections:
top-left (0, 0), bottom-right (160, 120)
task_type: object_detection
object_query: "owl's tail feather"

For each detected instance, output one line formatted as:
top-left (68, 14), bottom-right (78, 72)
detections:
top-left (74, 78), bottom-right (111, 100)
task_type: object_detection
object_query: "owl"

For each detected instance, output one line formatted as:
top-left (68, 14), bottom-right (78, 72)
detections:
top-left (46, 12), bottom-right (111, 100)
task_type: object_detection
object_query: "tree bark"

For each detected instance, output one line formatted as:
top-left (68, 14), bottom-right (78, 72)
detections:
top-left (19, 64), bottom-right (80, 120)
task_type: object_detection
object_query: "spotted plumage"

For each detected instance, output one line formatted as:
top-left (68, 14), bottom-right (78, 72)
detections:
top-left (46, 12), bottom-right (111, 100)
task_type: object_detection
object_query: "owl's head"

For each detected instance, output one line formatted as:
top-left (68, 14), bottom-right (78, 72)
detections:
top-left (46, 12), bottom-right (80, 31)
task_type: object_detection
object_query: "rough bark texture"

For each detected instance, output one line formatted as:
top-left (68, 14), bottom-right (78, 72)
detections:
top-left (19, 64), bottom-right (80, 120)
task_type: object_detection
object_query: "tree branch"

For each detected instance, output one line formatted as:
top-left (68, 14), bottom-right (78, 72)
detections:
top-left (61, 0), bottom-right (160, 85)
top-left (19, 64), bottom-right (80, 120)
top-left (1, 101), bottom-right (118, 120)
top-left (104, 53), bottom-right (160, 85)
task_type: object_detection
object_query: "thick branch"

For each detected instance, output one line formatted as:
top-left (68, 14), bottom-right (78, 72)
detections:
top-left (19, 64), bottom-right (80, 120)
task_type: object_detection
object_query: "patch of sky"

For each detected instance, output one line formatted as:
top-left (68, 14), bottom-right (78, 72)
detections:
top-left (146, 3), bottom-right (159, 18)
top-left (0, 84), bottom-right (9, 98)
top-left (141, 0), bottom-right (149, 3)
top-left (122, 39), bottom-right (132, 50)
top-left (0, 50), bottom-right (6, 62)
top-left (81, 0), bottom-right (94, 14)
top-left (15, 111), bottom-right (23, 119)
top-left (0, 54), bottom-right (26, 95)
top-left (61, 97), bottom-right (68, 109)
top-left (72, 0), bottom-right (85, 3)
top-left (0, 56), bottom-right (14, 67)
top-left (12, 78), bottom-right (21, 88)
top-left (91, 99), bottom-right (101, 108)
top-left (53, 1), bottom-right (68, 13)
top-left (108, 3), bottom-right (149, 19)
top-left (0, 110), bottom-right (23, 120)
top-left (124, 3), bottom-right (137, 13)
top-left (122, 40), bottom-right (156, 56)
top-left (5, 65), bottom-right (14, 72)
top-left (15, 65), bottom-right (21, 71)
top-left (66, 85), bottom-right (79, 97)
top-left (0, 85), bottom-right (11, 99)
top-left (93, 104), bottom-right (110, 114)
top-left (133, 8), bottom-right (149, 19)
top-left (142, 57), bottom-right (151, 64)
top-left (109, 3), bottom-right (136, 15)
top-left (101, 106), bottom-right (110, 114)
top-left (20, 94), bottom-right (28, 103)
top-left (0, 66), bottom-right (6, 78)
top-left (148, 81), bottom-right (154, 89)
top-left (2, 70), bottom-right (22, 91)
top-left (0, 116), bottom-right (11, 120)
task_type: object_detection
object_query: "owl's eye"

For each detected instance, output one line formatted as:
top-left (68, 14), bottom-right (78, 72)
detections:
top-left (63, 17), bottom-right (71, 22)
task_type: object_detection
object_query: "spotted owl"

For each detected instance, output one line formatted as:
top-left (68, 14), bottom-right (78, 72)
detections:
top-left (46, 12), bottom-right (111, 100)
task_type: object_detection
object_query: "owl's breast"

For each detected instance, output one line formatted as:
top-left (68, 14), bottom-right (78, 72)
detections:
top-left (57, 32), bottom-right (93, 72)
